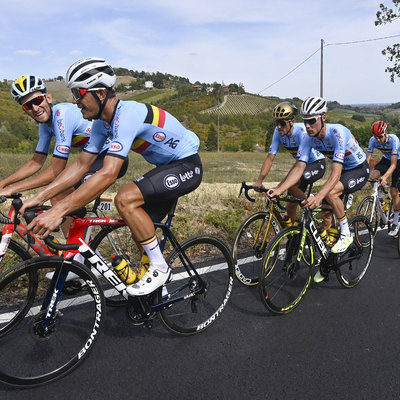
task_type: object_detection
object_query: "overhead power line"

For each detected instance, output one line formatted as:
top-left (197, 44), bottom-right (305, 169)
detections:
top-left (258, 33), bottom-right (400, 95)
top-left (258, 47), bottom-right (320, 95)
top-left (325, 33), bottom-right (400, 46)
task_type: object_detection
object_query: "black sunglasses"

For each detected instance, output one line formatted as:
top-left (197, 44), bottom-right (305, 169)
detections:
top-left (303, 116), bottom-right (322, 125)
top-left (21, 94), bottom-right (47, 111)
top-left (276, 120), bottom-right (291, 127)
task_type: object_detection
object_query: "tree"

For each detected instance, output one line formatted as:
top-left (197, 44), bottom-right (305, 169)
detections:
top-left (205, 123), bottom-right (218, 151)
top-left (375, 1), bottom-right (400, 81)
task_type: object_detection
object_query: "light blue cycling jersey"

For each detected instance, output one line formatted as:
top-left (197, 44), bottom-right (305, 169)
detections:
top-left (84, 100), bottom-right (200, 165)
top-left (269, 123), bottom-right (324, 164)
top-left (367, 134), bottom-right (400, 160)
top-left (35, 103), bottom-right (103, 159)
top-left (297, 123), bottom-right (366, 170)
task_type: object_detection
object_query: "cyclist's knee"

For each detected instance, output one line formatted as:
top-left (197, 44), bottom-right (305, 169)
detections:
top-left (115, 183), bottom-right (144, 212)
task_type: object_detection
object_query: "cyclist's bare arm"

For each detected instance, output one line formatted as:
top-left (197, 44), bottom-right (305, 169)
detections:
top-left (0, 152), bottom-right (46, 192)
top-left (267, 160), bottom-right (306, 198)
top-left (25, 155), bottom-right (125, 238)
top-left (20, 151), bottom-right (98, 213)
top-left (254, 153), bottom-right (275, 188)
top-left (0, 156), bottom-right (68, 196)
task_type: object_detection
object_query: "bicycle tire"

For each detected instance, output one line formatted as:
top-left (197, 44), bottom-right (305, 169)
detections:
top-left (89, 224), bottom-right (139, 306)
top-left (0, 236), bottom-right (34, 336)
top-left (232, 211), bottom-right (281, 286)
top-left (0, 234), bottom-right (32, 275)
top-left (356, 196), bottom-right (379, 235)
top-left (158, 235), bottom-right (234, 336)
top-left (0, 257), bottom-right (105, 387)
top-left (335, 215), bottom-right (373, 288)
top-left (398, 233), bottom-right (400, 257)
top-left (258, 226), bottom-right (313, 315)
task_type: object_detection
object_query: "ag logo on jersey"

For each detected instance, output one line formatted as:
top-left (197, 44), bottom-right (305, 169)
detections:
top-left (153, 132), bottom-right (166, 142)
top-left (108, 142), bottom-right (123, 152)
top-left (164, 174), bottom-right (180, 190)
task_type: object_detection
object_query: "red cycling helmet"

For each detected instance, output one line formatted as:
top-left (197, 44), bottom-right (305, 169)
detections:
top-left (371, 121), bottom-right (387, 136)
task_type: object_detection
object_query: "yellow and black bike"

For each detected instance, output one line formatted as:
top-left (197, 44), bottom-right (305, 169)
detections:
top-left (258, 194), bottom-right (374, 315)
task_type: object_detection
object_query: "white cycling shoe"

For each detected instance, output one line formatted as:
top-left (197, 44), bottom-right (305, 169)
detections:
top-left (388, 224), bottom-right (399, 237)
top-left (331, 234), bottom-right (353, 254)
top-left (126, 265), bottom-right (172, 296)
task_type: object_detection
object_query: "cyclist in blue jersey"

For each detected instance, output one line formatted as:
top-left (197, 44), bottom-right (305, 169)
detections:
top-left (0, 76), bottom-right (90, 198)
top-left (0, 76), bottom-right (126, 202)
top-left (254, 102), bottom-right (325, 224)
top-left (22, 57), bottom-right (202, 296)
top-left (267, 96), bottom-right (369, 282)
top-left (367, 120), bottom-right (400, 236)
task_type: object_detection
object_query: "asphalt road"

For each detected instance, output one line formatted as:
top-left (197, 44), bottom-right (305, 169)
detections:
top-left (1, 230), bottom-right (399, 400)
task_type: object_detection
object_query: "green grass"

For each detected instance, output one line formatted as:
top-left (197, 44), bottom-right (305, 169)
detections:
top-left (0, 151), bottom-right (374, 245)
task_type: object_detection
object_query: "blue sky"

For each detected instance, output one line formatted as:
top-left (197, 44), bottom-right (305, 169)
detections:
top-left (1, 0), bottom-right (399, 104)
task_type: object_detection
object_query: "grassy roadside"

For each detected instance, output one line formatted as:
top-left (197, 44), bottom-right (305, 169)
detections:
top-left (0, 151), bottom-right (374, 245)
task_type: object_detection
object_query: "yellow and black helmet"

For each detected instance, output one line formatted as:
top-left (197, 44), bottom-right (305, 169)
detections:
top-left (11, 75), bottom-right (46, 103)
top-left (272, 102), bottom-right (298, 120)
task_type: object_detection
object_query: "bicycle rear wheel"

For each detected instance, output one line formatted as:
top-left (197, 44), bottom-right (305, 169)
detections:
top-left (335, 215), bottom-right (373, 288)
top-left (258, 226), bottom-right (313, 315)
top-left (0, 257), bottom-right (105, 387)
top-left (158, 235), bottom-right (234, 336)
top-left (232, 211), bottom-right (281, 286)
top-left (356, 196), bottom-right (379, 235)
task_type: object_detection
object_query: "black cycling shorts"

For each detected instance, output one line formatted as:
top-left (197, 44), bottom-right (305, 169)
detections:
top-left (340, 161), bottom-right (369, 194)
top-left (373, 157), bottom-right (400, 189)
top-left (299, 159), bottom-right (326, 192)
top-left (135, 153), bottom-right (203, 222)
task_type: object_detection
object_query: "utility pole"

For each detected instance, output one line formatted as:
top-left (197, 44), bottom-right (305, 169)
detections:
top-left (217, 86), bottom-right (220, 152)
top-left (320, 39), bottom-right (324, 97)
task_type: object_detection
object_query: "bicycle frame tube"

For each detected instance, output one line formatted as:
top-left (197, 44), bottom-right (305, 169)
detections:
top-left (0, 204), bottom-right (53, 258)
top-left (304, 209), bottom-right (330, 260)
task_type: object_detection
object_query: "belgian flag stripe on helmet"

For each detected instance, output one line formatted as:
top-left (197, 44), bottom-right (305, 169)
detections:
top-left (144, 104), bottom-right (166, 128)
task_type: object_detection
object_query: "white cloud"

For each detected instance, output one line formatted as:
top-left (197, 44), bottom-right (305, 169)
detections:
top-left (0, 0), bottom-right (399, 104)
top-left (15, 50), bottom-right (40, 56)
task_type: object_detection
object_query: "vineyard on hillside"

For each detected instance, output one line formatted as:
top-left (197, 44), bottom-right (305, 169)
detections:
top-left (201, 94), bottom-right (274, 115)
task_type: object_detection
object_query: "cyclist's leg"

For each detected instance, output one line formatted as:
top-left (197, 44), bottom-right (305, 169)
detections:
top-left (329, 162), bottom-right (369, 253)
top-left (115, 154), bottom-right (203, 295)
top-left (287, 159), bottom-right (326, 224)
top-left (388, 163), bottom-right (400, 236)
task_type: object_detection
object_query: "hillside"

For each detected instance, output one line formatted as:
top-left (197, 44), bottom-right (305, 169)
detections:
top-left (1, 74), bottom-right (399, 154)
top-left (201, 94), bottom-right (274, 115)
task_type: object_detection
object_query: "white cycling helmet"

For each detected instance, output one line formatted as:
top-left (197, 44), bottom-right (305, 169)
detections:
top-left (65, 57), bottom-right (116, 89)
top-left (300, 96), bottom-right (328, 117)
top-left (11, 75), bottom-right (47, 103)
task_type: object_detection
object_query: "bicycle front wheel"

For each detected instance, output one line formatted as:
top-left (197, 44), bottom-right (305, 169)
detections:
top-left (335, 215), bottom-right (373, 288)
top-left (232, 211), bottom-right (281, 286)
top-left (158, 235), bottom-right (234, 336)
top-left (356, 196), bottom-right (379, 235)
top-left (258, 226), bottom-right (313, 315)
top-left (0, 235), bottom-right (32, 274)
top-left (0, 257), bottom-right (105, 387)
top-left (0, 236), bottom-right (34, 336)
